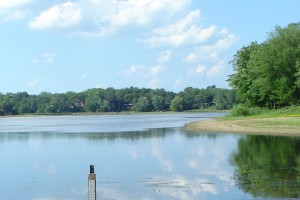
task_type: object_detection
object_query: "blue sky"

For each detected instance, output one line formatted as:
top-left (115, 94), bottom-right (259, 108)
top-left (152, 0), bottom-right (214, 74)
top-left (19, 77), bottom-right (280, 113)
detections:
top-left (1, 0), bottom-right (299, 94)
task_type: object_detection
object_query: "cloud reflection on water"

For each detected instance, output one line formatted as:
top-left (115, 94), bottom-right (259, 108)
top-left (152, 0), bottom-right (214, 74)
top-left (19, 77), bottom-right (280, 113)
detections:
top-left (151, 139), bottom-right (174, 172)
top-left (1, 114), bottom-right (246, 200)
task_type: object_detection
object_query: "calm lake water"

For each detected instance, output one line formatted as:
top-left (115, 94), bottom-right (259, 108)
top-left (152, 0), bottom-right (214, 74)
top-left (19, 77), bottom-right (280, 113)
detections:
top-left (0, 113), bottom-right (299, 200)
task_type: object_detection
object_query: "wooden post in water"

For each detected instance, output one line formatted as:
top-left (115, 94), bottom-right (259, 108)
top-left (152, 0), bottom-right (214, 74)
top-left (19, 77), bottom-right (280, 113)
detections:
top-left (88, 165), bottom-right (96, 200)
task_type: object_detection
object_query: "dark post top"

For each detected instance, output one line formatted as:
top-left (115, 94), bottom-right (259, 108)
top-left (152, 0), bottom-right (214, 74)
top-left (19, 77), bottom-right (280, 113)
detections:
top-left (90, 165), bottom-right (94, 174)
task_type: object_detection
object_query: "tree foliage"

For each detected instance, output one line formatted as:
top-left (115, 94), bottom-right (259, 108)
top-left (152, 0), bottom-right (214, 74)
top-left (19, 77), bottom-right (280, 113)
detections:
top-left (229, 23), bottom-right (300, 108)
top-left (171, 86), bottom-right (235, 111)
top-left (0, 86), bottom-right (235, 115)
top-left (231, 135), bottom-right (300, 198)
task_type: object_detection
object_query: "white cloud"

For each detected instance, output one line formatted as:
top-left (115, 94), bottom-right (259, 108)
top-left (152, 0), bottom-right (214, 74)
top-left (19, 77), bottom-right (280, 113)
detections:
top-left (157, 50), bottom-right (171, 63)
top-left (121, 64), bottom-right (145, 76)
top-left (2, 11), bottom-right (27, 22)
top-left (151, 142), bottom-right (173, 171)
top-left (46, 164), bottom-right (57, 175)
top-left (95, 83), bottom-right (105, 89)
top-left (174, 78), bottom-right (181, 88)
top-left (42, 53), bottom-right (55, 63)
top-left (85, 0), bottom-right (190, 27)
top-left (0, 0), bottom-right (30, 10)
top-left (31, 52), bottom-right (55, 64)
top-left (199, 181), bottom-right (218, 195)
top-left (150, 65), bottom-right (162, 76)
top-left (80, 74), bottom-right (87, 80)
top-left (145, 176), bottom-right (219, 199)
top-left (148, 78), bottom-right (161, 89)
top-left (195, 65), bottom-right (206, 73)
top-left (206, 61), bottom-right (225, 77)
top-left (0, 0), bottom-right (31, 22)
top-left (197, 147), bottom-right (206, 157)
top-left (185, 53), bottom-right (198, 62)
top-left (188, 158), bottom-right (198, 169)
top-left (31, 58), bottom-right (39, 64)
top-left (217, 28), bottom-right (239, 49)
top-left (152, 9), bottom-right (202, 36)
top-left (160, 159), bottom-right (173, 172)
top-left (188, 64), bottom-right (206, 77)
top-left (29, 2), bottom-right (82, 29)
top-left (185, 29), bottom-right (239, 63)
top-left (141, 10), bottom-right (217, 47)
top-left (27, 79), bottom-right (41, 88)
top-left (104, 0), bottom-right (162, 26)
top-left (28, 0), bottom-right (190, 35)
top-left (33, 163), bottom-right (40, 170)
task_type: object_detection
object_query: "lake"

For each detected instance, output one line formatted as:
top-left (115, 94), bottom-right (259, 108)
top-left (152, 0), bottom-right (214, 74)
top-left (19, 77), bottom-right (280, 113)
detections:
top-left (0, 113), bottom-right (299, 200)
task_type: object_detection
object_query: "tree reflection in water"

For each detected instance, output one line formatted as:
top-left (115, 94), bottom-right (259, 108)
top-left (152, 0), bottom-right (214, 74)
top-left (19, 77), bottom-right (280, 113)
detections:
top-left (0, 128), bottom-right (176, 142)
top-left (231, 135), bottom-right (300, 198)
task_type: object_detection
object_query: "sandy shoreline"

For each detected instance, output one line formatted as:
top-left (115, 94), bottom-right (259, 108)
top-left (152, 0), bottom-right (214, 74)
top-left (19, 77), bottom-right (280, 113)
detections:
top-left (185, 117), bottom-right (300, 137)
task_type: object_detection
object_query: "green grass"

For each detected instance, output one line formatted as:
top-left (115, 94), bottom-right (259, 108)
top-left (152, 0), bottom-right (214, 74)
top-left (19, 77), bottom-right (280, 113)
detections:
top-left (241, 118), bottom-right (300, 127)
top-left (219, 106), bottom-right (300, 132)
top-left (222, 106), bottom-right (300, 121)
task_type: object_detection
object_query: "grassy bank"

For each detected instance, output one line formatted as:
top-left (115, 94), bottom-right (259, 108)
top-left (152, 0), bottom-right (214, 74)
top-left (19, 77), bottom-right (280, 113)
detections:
top-left (185, 106), bottom-right (300, 136)
top-left (226, 105), bottom-right (300, 118)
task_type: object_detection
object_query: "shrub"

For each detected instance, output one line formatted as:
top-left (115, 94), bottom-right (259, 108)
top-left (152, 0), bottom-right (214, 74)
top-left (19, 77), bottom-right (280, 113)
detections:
top-left (230, 106), bottom-right (250, 117)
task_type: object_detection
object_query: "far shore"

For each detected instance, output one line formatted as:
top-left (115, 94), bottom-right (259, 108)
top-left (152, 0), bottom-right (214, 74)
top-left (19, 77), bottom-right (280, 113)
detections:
top-left (0, 110), bottom-right (225, 118)
top-left (185, 117), bottom-right (300, 137)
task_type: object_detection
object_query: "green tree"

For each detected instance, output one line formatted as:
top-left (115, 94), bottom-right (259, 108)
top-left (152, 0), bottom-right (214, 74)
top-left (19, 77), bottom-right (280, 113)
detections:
top-left (214, 90), bottom-right (228, 110)
top-left (104, 87), bottom-right (116, 111)
top-left (133, 96), bottom-right (151, 112)
top-left (229, 23), bottom-right (300, 108)
top-left (151, 95), bottom-right (165, 111)
top-left (36, 92), bottom-right (52, 113)
top-left (170, 96), bottom-right (184, 112)
top-left (180, 87), bottom-right (199, 110)
top-left (18, 97), bottom-right (37, 114)
top-left (98, 100), bottom-right (111, 112)
top-left (0, 86), bottom-right (234, 115)
top-left (0, 93), bottom-right (19, 115)
top-left (213, 89), bottom-right (236, 110)
top-left (84, 90), bottom-right (100, 112)
top-left (228, 42), bottom-right (261, 106)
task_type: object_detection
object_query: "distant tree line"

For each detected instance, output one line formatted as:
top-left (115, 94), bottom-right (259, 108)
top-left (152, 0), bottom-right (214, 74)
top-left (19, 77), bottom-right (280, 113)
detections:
top-left (0, 86), bottom-right (235, 115)
top-left (170, 86), bottom-right (235, 111)
top-left (228, 23), bottom-right (300, 108)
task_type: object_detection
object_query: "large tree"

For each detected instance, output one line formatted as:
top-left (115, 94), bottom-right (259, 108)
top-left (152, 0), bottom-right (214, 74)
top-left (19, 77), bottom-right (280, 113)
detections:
top-left (229, 23), bottom-right (300, 108)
